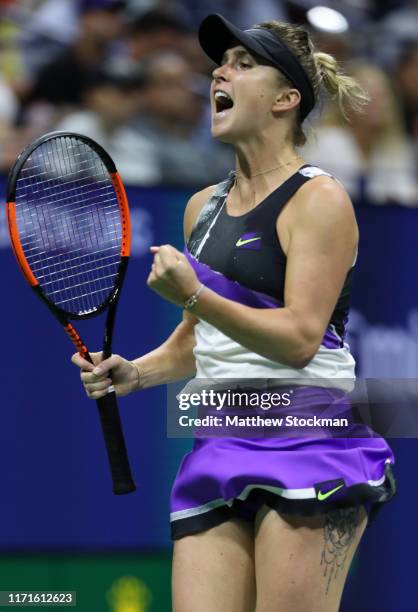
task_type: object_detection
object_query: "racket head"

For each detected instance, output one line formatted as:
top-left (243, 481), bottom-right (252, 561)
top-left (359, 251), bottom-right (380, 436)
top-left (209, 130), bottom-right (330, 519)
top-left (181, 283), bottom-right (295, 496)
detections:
top-left (6, 131), bottom-right (131, 320)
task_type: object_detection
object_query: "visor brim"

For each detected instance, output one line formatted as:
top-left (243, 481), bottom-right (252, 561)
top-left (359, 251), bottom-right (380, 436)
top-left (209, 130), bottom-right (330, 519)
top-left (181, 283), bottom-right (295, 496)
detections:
top-left (198, 13), bottom-right (273, 66)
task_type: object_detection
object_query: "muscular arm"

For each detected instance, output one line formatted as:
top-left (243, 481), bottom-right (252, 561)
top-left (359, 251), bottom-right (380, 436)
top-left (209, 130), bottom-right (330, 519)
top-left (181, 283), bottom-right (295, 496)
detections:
top-left (132, 185), bottom-right (216, 389)
top-left (72, 187), bottom-right (218, 398)
top-left (132, 311), bottom-right (198, 389)
top-left (189, 178), bottom-right (358, 368)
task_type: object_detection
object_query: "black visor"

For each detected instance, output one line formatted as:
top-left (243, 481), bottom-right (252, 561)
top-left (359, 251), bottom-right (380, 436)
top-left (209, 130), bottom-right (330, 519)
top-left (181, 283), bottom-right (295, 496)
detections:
top-left (198, 13), bottom-right (315, 121)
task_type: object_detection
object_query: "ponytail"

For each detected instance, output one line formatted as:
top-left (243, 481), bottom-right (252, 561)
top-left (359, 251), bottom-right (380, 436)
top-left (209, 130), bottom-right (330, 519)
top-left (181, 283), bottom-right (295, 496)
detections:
top-left (314, 52), bottom-right (370, 119)
top-left (257, 21), bottom-right (370, 143)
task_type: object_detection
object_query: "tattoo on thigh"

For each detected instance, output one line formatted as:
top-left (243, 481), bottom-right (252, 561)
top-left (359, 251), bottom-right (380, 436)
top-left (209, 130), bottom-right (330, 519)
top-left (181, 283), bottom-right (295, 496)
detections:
top-left (320, 507), bottom-right (361, 594)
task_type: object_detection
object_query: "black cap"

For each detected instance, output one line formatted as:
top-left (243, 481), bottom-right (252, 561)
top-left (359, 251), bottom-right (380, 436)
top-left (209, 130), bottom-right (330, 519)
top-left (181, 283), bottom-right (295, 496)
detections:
top-left (198, 13), bottom-right (315, 121)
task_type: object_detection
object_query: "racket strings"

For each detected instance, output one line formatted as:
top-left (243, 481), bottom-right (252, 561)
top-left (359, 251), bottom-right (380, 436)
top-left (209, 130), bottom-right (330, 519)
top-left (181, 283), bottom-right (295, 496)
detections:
top-left (14, 136), bottom-right (123, 315)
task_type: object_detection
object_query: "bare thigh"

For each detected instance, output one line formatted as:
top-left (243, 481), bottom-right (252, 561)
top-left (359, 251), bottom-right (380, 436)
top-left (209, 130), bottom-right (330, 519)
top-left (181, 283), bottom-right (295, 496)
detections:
top-left (254, 505), bottom-right (368, 612)
top-left (172, 518), bottom-right (256, 612)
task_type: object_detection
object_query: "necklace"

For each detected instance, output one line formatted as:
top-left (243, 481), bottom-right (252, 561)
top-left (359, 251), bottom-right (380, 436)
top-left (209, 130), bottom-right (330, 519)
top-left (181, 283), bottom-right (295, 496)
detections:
top-left (235, 157), bottom-right (302, 180)
top-left (231, 157), bottom-right (303, 213)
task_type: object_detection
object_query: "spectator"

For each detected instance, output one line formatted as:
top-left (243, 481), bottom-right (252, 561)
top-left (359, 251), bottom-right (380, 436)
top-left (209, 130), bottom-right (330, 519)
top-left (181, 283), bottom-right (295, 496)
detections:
top-left (20, 0), bottom-right (125, 111)
top-left (179, 0), bottom-right (287, 29)
top-left (54, 65), bottom-right (160, 185)
top-left (125, 8), bottom-right (189, 62)
top-left (302, 62), bottom-right (418, 206)
top-left (0, 10), bottom-right (26, 86)
top-left (377, 0), bottom-right (418, 67)
top-left (134, 51), bottom-right (233, 186)
top-left (394, 41), bottom-right (418, 147)
top-left (0, 73), bottom-right (17, 129)
top-left (0, 72), bottom-right (18, 162)
top-left (17, 0), bottom-right (78, 77)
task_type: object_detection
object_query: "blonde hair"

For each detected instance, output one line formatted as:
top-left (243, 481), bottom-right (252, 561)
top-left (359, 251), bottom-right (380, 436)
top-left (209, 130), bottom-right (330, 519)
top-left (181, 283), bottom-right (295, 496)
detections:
top-left (256, 21), bottom-right (370, 145)
top-left (325, 61), bottom-right (411, 153)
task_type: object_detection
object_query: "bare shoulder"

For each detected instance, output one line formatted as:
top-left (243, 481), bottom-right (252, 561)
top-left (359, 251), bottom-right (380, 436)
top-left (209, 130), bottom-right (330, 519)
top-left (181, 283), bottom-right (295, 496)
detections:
top-left (292, 175), bottom-right (356, 225)
top-left (284, 175), bottom-right (358, 271)
top-left (183, 184), bottom-right (217, 242)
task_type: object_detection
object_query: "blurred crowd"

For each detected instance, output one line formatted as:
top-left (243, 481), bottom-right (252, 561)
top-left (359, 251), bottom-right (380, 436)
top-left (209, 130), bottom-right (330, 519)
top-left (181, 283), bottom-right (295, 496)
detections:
top-left (0, 0), bottom-right (417, 204)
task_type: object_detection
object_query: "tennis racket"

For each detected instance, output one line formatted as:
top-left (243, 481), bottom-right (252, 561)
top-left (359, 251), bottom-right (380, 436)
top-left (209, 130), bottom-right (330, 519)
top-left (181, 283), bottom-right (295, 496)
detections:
top-left (6, 131), bottom-right (136, 495)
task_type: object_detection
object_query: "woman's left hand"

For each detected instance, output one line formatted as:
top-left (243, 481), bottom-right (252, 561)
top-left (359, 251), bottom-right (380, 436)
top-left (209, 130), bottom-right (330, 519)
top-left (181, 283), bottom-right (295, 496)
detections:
top-left (147, 245), bottom-right (201, 306)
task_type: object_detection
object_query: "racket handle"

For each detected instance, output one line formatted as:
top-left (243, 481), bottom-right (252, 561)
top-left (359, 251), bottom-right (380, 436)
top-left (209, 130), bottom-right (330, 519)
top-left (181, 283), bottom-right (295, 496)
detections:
top-left (96, 390), bottom-right (136, 495)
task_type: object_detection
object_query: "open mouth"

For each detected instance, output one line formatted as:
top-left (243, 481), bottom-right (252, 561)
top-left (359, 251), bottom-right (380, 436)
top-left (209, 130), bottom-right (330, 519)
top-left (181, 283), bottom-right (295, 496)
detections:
top-left (214, 91), bottom-right (234, 114)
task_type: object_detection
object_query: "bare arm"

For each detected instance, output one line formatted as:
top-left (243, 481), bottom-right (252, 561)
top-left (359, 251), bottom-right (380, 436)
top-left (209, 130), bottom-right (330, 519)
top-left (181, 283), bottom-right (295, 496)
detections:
top-left (191, 178), bottom-right (358, 367)
top-left (148, 178), bottom-right (358, 369)
top-left (72, 185), bottom-right (214, 398)
top-left (135, 185), bottom-right (216, 388)
top-left (133, 310), bottom-right (198, 389)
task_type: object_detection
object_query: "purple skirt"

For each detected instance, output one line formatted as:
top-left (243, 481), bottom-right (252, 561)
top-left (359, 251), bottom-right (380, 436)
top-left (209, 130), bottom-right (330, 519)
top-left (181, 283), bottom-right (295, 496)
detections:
top-left (170, 435), bottom-right (395, 540)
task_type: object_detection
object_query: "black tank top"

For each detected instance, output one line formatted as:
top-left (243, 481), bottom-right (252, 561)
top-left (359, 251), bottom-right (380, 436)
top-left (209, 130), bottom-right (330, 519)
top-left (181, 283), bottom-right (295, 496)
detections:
top-left (187, 166), bottom-right (354, 343)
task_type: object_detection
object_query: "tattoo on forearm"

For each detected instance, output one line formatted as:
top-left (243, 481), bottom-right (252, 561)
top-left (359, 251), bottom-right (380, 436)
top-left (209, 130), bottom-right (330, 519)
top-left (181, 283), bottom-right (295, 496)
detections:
top-left (320, 507), bottom-right (361, 594)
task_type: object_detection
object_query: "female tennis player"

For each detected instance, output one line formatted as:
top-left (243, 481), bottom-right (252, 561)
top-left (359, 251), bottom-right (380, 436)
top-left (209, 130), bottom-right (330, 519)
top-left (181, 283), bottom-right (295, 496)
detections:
top-left (72, 14), bottom-right (395, 612)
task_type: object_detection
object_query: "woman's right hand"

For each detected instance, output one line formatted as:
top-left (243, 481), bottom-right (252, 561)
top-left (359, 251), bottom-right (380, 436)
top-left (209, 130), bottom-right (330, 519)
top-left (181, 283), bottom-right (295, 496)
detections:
top-left (71, 352), bottom-right (140, 400)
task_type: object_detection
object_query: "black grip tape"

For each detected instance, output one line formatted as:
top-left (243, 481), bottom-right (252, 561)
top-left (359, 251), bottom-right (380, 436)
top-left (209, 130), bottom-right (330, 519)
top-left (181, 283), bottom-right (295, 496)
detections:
top-left (96, 390), bottom-right (136, 494)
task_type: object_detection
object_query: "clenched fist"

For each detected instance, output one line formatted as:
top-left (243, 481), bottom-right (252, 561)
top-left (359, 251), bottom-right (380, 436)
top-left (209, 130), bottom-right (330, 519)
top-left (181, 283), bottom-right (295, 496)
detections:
top-left (147, 244), bottom-right (201, 306)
